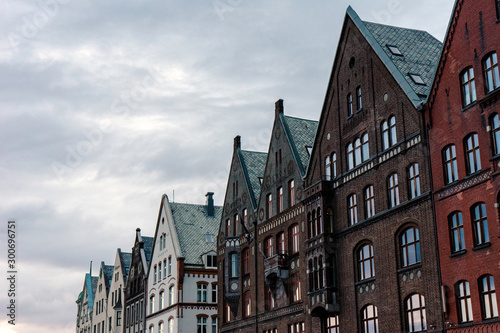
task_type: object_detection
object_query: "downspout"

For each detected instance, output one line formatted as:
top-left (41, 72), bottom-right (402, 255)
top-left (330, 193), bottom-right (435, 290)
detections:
top-left (254, 219), bottom-right (259, 333)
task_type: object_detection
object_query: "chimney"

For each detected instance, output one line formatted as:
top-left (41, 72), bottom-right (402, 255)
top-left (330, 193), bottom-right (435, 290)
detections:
top-left (234, 135), bottom-right (241, 151)
top-left (275, 99), bottom-right (284, 116)
top-left (206, 192), bottom-right (215, 217)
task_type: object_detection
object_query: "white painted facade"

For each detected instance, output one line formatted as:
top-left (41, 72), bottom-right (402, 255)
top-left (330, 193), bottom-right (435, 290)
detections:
top-left (145, 194), bottom-right (220, 333)
top-left (92, 262), bottom-right (113, 333)
top-left (107, 249), bottom-right (131, 333)
top-left (76, 273), bottom-right (97, 333)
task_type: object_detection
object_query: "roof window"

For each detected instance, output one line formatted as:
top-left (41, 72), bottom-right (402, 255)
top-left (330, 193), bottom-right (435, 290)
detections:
top-left (387, 45), bottom-right (403, 56)
top-left (409, 73), bottom-right (426, 85)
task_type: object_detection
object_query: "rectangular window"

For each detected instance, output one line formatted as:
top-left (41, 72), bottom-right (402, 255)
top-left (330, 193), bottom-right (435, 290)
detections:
top-left (242, 208), bottom-right (248, 228)
top-left (277, 187), bottom-right (283, 213)
top-left (480, 275), bottom-right (498, 319)
top-left (234, 214), bottom-right (239, 237)
top-left (291, 273), bottom-right (301, 303)
top-left (197, 317), bottom-right (207, 333)
top-left (265, 237), bottom-right (274, 257)
top-left (388, 173), bottom-right (399, 208)
top-left (277, 232), bottom-right (285, 255)
top-left (158, 262), bottom-right (162, 280)
top-left (116, 310), bottom-right (122, 326)
top-left (327, 315), bottom-right (340, 333)
top-left (197, 284), bottom-right (208, 303)
top-left (465, 133), bottom-right (481, 174)
top-left (348, 194), bottom-right (358, 225)
top-left (168, 256), bottom-right (172, 275)
top-left (408, 163), bottom-right (421, 199)
top-left (244, 291), bottom-right (251, 317)
top-left (169, 286), bottom-right (174, 306)
top-left (265, 284), bottom-right (275, 310)
top-left (472, 203), bottom-right (489, 246)
top-left (212, 317), bottom-right (217, 333)
top-left (484, 52), bottom-right (500, 92)
top-left (154, 266), bottom-right (157, 283)
top-left (288, 180), bottom-right (295, 207)
top-left (364, 185), bottom-right (375, 218)
top-left (266, 194), bottom-right (272, 219)
top-left (461, 67), bottom-right (477, 106)
top-left (443, 145), bottom-right (459, 184)
top-left (225, 219), bottom-right (231, 237)
top-left (243, 248), bottom-right (250, 275)
top-left (163, 259), bottom-right (167, 277)
top-left (212, 284), bottom-right (217, 303)
top-left (290, 225), bottom-right (299, 254)
top-left (159, 291), bottom-right (164, 310)
top-left (457, 281), bottom-right (473, 323)
top-left (325, 156), bottom-right (331, 180)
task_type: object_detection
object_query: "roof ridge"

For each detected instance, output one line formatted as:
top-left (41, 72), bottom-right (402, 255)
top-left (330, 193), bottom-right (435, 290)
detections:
top-left (283, 114), bottom-right (318, 123)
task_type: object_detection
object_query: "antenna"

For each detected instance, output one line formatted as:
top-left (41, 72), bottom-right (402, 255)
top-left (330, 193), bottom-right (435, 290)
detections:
top-left (173, 189), bottom-right (175, 202)
top-left (89, 261), bottom-right (92, 276)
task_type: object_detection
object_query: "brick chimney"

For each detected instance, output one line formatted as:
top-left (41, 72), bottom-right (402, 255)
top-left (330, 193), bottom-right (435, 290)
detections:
top-left (206, 192), bottom-right (215, 217)
top-left (275, 99), bottom-right (284, 116)
top-left (234, 135), bottom-right (241, 152)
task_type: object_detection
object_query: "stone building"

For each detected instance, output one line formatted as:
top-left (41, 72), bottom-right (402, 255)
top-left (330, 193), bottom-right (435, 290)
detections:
top-left (424, 0), bottom-right (500, 331)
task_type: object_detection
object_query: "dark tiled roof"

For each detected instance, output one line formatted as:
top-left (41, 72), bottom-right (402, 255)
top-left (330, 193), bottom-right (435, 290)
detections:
top-left (282, 115), bottom-right (319, 176)
top-left (89, 276), bottom-right (98, 309)
top-left (142, 236), bottom-right (154, 264)
top-left (362, 21), bottom-right (442, 101)
top-left (103, 265), bottom-right (114, 289)
top-left (239, 150), bottom-right (267, 209)
top-left (170, 202), bottom-right (222, 266)
top-left (120, 252), bottom-right (132, 271)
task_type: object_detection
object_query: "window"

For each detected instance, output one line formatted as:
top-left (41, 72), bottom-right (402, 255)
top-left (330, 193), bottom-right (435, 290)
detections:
top-left (290, 224), bottom-right (299, 254)
top-left (401, 227), bottom-right (421, 267)
top-left (327, 315), bottom-right (340, 333)
top-left (230, 253), bottom-right (238, 277)
top-left (211, 317), bottom-right (217, 333)
top-left (497, 0), bottom-right (500, 20)
top-left (158, 322), bottom-right (164, 333)
top-left (211, 284), bottom-right (217, 303)
top-left (332, 153), bottom-right (337, 178)
top-left (277, 187), bottom-right (283, 213)
top-left (288, 179), bottom-right (295, 207)
top-left (277, 232), bottom-right (285, 254)
top-left (167, 285), bottom-right (174, 306)
top-left (158, 262), bottom-right (162, 280)
top-left (449, 212), bottom-right (465, 253)
top-left (406, 293), bottom-right (426, 332)
top-left (160, 235), bottom-right (163, 250)
top-left (479, 275), bottom-right (498, 319)
top-left (224, 303), bottom-right (231, 323)
top-left (234, 214), bottom-right (239, 237)
top-left (197, 316), bottom-right (207, 333)
top-left (387, 44), bottom-right (403, 56)
top-left (168, 318), bottom-right (173, 333)
top-left (364, 185), bottom-right (375, 219)
top-left (358, 244), bottom-right (375, 281)
top-left (356, 86), bottom-right (362, 110)
top-left (116, 311), bottom-right (122, 326)
top-left (387, 173), bottom-right (400, 208)
top-left (461, 67), bottom-right (477, 106)
top-left (225, 219), bottom-right (230, 237)
top-left (242, 208), bottom-right (248, 229)
top-left (291, 272), bottom-right (301, 302)
top-left (472, 202), bottom-right (489, 246)
top-left (163, 259), bottom-right (166, 277)
top-left (266, 194), bottom-right (272, 219)
top-left (362, 133), bottom-right (369, 161)
top-left (154, 266), bottom-right (157, 283)
top-left (265, 237), bottom-right (274, 258)
top-left (409, 73), bottom-right (425, 85)
top-left (244, 291), bottom-right (251, 317)
top-left (347, 143), bottom-right (354, 170)
top-left (265, 284), bottom-right (275, 310)
top-left (355, 138), bottom-right (362, 165)
top-left (382, 116), bottom-right (397, 150)
top-left (242, 248), bottom-right (250, 275)
top-left (484, 52), bottom-right (500, 92)
top-left (168, 256), bottom-right (172, 275)
top-left (206, 254), bottom-right (217, 268)
top-left (456, 281), bottom-right (473, 323)
top-left (197, 284), bottom-right (208, 303)
top-left (150, 296), bottom-right (155, 314)
top-left (408, 163), bottom-right (421, 199)
top-left (325, 156), bottom-right (331, 180)
top-left (443, 145), bottom-right (459, 184)
top-left (362, 305), bottom-right (379, 333)
top-left (491, 114), bottom-right (500, 155)
top-left (159, 291), bottom-right (164, 310)
top-left (347, 93), bottom-right (353, 116)
top-left (348, 194), bottom-right (358, 225)
top-left (464, 133), bottom-right (481, 174)
top-left (288, 322), bottom-right (305, 333)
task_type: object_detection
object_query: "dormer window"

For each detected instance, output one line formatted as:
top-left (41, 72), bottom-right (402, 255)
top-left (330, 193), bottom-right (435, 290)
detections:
top-left (387, 44), bottom-right (403, 56)
top-left (305, 145), bottom-right (312, 156)
top-left (205, 233), bottom-right (214, 243)
top-left (206, 254), bottom-right (217, 268)
top-left (409, 73), bottom-right (425, 85)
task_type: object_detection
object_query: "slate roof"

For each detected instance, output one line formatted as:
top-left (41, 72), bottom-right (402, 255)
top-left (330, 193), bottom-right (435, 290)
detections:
top-left (120, 251), bottom-right (132, 279)
top-left (347, 7), bottom-right (442, 107)
top-left (239, 150), bottom-right (267, 209)
top-left (170, 202), bottom-right (222, 267)
top-left (102, 264), bottom-right (114, 288)
top-left (89, 275), bottom-right (98, 309)
top-left (282, 115), bottom-right (319, 176)
top-left (142, 236), bottom-right (154, 264)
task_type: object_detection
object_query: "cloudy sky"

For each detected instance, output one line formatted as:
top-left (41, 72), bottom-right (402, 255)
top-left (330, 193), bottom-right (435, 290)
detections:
top-left (0, 0), bottom-right (454, 332)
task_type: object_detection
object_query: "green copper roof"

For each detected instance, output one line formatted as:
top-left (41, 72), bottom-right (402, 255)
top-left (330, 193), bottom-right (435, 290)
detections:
top-left (239, 149), bottom-right (267, 209)
top-left (282, 115), bottom-right (318, 176)
top-left (170, 202), bottom-right (222, 266)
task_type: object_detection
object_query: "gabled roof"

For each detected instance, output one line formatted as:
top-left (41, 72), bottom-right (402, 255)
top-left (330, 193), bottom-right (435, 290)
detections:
top-left (101, 264), bottom-right (114, 291)
top-left (348, 6), bottom-right (442, 107)
top-left (239, 149), bottom-right (267, 209)
top-left (281, 114), bottom-right (318, 177)
top-left (142, 236), bottom-right (154, 264)
top-left (86, 274), bottom-right (98, 309)
top-left (170, 202), bottom-right (222, 267)
top-left (119, 250), bottom-right (132, 280)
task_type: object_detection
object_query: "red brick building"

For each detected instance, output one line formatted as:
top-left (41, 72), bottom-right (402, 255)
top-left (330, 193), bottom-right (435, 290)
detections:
top-left (424, 0), bottom-right (500, 331)
top-left (304, 7), bottom-right (444, 332)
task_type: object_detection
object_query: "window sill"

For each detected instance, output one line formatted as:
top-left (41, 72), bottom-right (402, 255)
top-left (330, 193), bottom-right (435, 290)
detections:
top-left (461, 100), bottom-right (478, 112)
top-left (481, 317), bottom-right (499, 324)
top-left (457, 321), bottom-right (473, 327)
top-left (450, 249), bottom-right (467, 258)
top-left (472, 242), bottom-right (491, 251)
top-left (355, 277), bottom-right (375, 286)
top-left (397, 263), bottom-right (422, 274)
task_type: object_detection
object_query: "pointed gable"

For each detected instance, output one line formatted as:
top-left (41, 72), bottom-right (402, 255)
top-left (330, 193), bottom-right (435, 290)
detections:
top-left (282, 115), bottom-right (318, 176)
top-left (238, 149), bottom-right (267, 210)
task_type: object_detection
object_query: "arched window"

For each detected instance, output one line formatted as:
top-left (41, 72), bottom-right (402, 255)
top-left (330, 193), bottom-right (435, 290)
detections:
top-left (361, 304), bottom-right (378, 333)
top-left (168, 317), bottom-right (174, 333)
top-left (265, 284), bottom-right (275, 310)
top-left (464, 133), bottom-right (481, 174)
top-left (168, 285), bottom-right (174, 306)
top-left (382, 116), bottom-right (397, 150)
top-left (471, 202), bottom-right (489, 246)
top-left (266, 193), bottom-right (272, 219)
top-left (150, 295), bottom-right (155, 314)
top-left (332, 153), bottom-right (337, 178)
top-left (356, 86), bottom-right (362, 110)
top-left (348, 194), bottom-right (358, 225)
top-left (491, 114), bottom-right (500, 155)
top-left (197, 316), bottom-right (208, 333)
top-left (318, 256), bottom-right (324, 289)
top-left (158, 321), bottom-right (164, 333)
top-left (406, 293), bottom-right (426, 332)
top-left (230, 253), bottom-right (238, 278)
top-left (347, 143), bottom-right (354, 170)
top-left (347, 93), bottom-right (353, 116)
top-left (325, 156), bottom-right (331, 181)
top-left (479, 275), bottom-right (498, 319)
top-left (317, 208), bottom-right (323, 235)
top-left (484, 52), bottom-right (499, 92)
top-left (313, 257), bottom-right (319, 290)
top-left (364, 185), bottom-right (375, 219)
top-left (461, 67), bottom-right (476, 106)
top-left (387, 173), bottom-right (399, 208)
top-left (456, 281), bottom-right (473, 323)
top-left (408, 163), bottom-right (421, 199)
top-left (159, 290), bottom-right (164, 310)
top-left (308, 260), bottom-right (314, 292)
top-left (362, 133), bottom-right (369, 161)
top-left (355, 138), bottom-right (362, 165)
top-left (389, 116), bottom-right (397, 145)
top-left (358, 243), bottom-right (375, 281)
top-left (401, 227), bottom-right (420, 267)
top-left (443, 145), bottom-right (459, 184)
top-left (158, 262), bottom-right (162, 280)
top-left (448, 211), bottom-right (465, 253)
